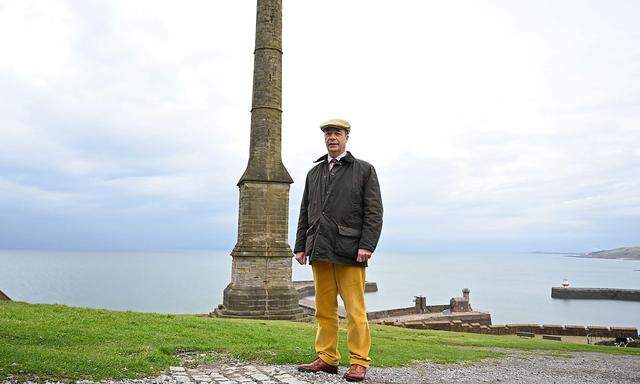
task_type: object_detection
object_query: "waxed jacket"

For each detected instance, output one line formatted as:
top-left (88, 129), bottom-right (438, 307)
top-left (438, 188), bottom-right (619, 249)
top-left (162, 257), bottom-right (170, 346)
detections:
top-left (293, 151), bottom-right (383, 267)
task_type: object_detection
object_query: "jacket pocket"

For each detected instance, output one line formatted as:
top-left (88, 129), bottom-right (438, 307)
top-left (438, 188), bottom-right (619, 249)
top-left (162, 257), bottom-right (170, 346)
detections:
top-left (304, 220), bottom-right (319, 252)
top-left (305, 224), bottom-right (315, 236)
top-left (335, 225), bottom-right (361, 259)
top-left (304, 233), bottom-right (314, 255)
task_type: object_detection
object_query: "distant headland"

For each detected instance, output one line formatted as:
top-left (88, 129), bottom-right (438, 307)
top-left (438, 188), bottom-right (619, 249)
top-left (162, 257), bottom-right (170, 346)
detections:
top-left (575, 247), bottom-right (640, 261)
top-left (533, 247), bottom-right (640, 261)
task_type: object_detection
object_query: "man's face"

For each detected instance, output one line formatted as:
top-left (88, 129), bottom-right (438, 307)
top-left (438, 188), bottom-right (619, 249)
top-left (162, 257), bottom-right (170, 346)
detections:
top-left (324, 128), bottom-right (348, 156)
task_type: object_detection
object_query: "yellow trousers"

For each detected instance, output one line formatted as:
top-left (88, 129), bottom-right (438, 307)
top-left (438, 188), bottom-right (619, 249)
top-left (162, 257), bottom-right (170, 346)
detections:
top-left (312, 261), bottom-right (371, 367)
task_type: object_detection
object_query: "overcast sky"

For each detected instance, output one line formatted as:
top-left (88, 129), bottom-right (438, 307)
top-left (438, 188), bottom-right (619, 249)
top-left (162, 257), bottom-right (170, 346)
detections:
top-left (1, 0), bottom-right (638, 253)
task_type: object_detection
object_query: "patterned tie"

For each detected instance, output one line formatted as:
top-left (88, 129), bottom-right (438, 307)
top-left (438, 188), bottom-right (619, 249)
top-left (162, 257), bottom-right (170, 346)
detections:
top-left (328, 158), bottom-right (337, 176)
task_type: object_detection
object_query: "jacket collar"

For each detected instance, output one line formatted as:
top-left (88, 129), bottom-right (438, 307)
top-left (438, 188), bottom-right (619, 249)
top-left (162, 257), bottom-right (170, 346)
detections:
top-left (314, 151), bottom-right (355, 163)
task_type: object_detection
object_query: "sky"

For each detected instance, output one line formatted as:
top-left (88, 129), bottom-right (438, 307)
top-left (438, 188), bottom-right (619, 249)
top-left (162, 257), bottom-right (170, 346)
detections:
top-left (0, 0), bottom-right (638, 253)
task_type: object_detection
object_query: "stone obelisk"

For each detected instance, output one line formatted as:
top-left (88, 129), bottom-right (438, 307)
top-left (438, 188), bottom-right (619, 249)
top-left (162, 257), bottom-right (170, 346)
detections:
top-left (215, 0), bottom-right (304, 320)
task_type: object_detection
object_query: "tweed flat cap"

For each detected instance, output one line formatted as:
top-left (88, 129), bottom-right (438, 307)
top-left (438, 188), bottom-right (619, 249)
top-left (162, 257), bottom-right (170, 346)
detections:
top-left (320, 119), bottom-right (351, 133)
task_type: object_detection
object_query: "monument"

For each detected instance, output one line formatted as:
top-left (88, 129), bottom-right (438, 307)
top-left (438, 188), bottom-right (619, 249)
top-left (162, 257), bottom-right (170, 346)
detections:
top-left (214, 0), bottom-right (304, 320)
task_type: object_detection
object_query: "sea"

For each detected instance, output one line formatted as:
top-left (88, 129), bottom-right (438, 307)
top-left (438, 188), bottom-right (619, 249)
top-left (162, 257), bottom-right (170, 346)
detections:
top-left (1, 250), bottom-right (639, 329)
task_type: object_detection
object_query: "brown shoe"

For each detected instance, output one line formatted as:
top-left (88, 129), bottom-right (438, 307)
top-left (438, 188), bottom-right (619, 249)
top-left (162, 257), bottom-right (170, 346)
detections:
top-left (297, 358), bottom-right (339, 374)
top-left (343, 364), bottom-right (367, 382)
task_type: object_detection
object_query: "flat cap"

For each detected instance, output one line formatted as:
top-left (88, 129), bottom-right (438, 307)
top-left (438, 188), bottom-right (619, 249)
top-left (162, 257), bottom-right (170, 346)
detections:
top-left (320, 119), bottom-right (351, 134)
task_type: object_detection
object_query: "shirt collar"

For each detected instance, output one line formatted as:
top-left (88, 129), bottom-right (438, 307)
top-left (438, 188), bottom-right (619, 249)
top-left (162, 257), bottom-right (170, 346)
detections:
top-left (314, 151), bottom-right (355, 163)
top-left (327, 151), bottom-right (347, 163)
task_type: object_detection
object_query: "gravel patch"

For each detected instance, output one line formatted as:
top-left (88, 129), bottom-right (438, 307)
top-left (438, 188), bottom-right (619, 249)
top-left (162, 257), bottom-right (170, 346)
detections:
top-left (3, 350), bottom-right (639, 384)
top-left (269, 351), bottom-right (640, 383)
top-left (405, 351), bottom-right (640, 384)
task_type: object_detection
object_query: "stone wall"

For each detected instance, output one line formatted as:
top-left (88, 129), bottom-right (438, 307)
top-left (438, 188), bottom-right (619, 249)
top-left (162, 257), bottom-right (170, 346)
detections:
top-left (382, 313), bottom-right (492, 328)
top-left (385, 319), bottom-right (639, 339)
top-left (450, 297), bottom-right (470, 312)
top-left (367, 304), bottom-right (451, 320)
top-left (367, 307), bottom-right (423, 320)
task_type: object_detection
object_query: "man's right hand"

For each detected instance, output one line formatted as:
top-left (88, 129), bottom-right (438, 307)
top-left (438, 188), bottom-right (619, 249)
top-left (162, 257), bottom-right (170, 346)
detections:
top-left (294, 251), bottom-right (307, 265)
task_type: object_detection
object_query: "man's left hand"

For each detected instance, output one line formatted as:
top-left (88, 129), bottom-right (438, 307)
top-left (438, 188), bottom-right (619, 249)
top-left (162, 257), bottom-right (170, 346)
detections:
top-left (356, 248), bottom-right (372, 263)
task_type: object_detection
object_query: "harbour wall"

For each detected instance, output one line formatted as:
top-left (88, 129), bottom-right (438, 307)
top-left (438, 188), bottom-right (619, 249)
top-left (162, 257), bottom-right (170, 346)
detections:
top-left (552, 287), bottom-right (640, 301)
top-left (367, 304), bottom-right (449, 320)
top-left (295, 281), bottom-right (485, 324)
top-left (384, 320), bottom-right (638, 339)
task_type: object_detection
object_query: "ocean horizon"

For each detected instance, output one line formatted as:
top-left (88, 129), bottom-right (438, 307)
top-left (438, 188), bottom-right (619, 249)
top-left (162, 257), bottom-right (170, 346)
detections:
top-left (1, 249), bottom-right (639, 329)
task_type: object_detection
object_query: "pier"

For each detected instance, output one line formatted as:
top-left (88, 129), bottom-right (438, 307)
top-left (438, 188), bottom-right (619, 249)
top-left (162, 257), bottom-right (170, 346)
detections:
top-left (552, 287), bottom-right (640, 301)
top-left (294, 281), bottom-right (492, 325)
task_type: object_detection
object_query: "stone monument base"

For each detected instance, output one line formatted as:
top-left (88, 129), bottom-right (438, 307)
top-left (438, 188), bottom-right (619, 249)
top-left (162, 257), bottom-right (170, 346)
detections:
top-left (214, 284), bottom-right (306, 320)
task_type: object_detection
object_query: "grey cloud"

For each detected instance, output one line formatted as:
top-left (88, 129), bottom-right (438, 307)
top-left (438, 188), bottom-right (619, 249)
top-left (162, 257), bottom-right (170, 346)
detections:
top-left (2, 0), bottom-right (639, 253)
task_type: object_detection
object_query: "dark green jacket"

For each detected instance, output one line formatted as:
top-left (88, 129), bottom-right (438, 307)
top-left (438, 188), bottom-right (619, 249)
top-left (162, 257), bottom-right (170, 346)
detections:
top-left (294, 151), bottom-right (383, 267)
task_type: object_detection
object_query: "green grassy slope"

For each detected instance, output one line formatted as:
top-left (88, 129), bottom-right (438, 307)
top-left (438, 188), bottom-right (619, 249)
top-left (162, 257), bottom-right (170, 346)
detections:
top-left (1, 301), bottom-right (638, 381)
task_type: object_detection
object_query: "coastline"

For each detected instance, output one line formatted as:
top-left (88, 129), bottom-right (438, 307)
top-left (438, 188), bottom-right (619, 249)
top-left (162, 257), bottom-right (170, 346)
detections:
top-left (535, 247), bottom-right (640, 261)
top-left (568, 255), bottom-right (640, 261)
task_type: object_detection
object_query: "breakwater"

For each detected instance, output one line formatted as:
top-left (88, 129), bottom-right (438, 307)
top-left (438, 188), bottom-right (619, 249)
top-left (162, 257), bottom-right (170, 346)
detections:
top-left (367, 304), bottom-right (449, 320)
top-left (294, 281), bottom-right (493, 326)
top-left (552, 287), bottom-right (640, 301)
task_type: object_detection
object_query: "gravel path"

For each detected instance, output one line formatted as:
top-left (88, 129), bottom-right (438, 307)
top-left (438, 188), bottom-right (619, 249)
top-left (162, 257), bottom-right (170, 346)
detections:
top-left (4, 350), bottom-right (639, 384)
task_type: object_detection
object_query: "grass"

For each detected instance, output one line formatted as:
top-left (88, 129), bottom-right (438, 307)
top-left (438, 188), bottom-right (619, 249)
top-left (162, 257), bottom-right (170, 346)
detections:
top-left (1, 301), bottom-right (639, 381)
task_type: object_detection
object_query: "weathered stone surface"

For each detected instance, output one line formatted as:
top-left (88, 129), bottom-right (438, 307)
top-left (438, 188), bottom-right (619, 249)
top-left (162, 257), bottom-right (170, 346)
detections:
top-left (231, 183), bottom-right (292, 258)
top-left (449, 297), bottom-right (471, 313)
top-left (403, 320), bottom-right (426, 329)
top-left (239, 0), bottom-right (290, 185)
top-left (217, 0), bottom-right (302, 320)
top-left (450, 319), bottom-right (463, 331)
top-left (587, 326), bottom-right (610, 337)
top-left (609, 327), bottom-right (639, 338)
top-left (564, 325), bottom-right (588, 336)
top-left (507, 324), bottom-right (543, 334)
top-left (422, 321), bottom-right (452, 331)
top-left (488, 325), bottom-right (510, 335)
top-left (541, 324), bottom-right (565, 336)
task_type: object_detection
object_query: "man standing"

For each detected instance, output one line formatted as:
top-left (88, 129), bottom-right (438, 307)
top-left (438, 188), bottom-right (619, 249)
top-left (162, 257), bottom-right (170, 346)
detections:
top-left (294, 119), bottom-right (383, 382)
